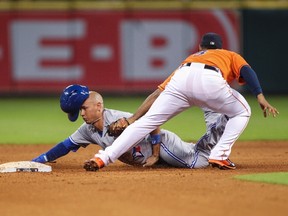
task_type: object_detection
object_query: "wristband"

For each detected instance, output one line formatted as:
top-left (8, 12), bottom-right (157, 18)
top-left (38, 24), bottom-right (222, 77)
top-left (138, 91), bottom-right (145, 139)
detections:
top-left (149, 134), bottom-right (162, 145)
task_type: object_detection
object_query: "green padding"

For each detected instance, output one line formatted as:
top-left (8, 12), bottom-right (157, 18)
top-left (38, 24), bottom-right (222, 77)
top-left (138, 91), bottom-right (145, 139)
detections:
top-left (235, 172), bottom-right (288, 185)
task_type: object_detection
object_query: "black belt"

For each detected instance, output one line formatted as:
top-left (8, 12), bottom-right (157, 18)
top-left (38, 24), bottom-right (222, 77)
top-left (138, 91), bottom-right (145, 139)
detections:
top-left (182, 63), bottom-right (218, 72)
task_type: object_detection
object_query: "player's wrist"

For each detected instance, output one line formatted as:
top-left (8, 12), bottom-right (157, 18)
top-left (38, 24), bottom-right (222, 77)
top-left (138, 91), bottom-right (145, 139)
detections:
top-left (126, 116), bottom-right (135, 125)
top-left (149, 134), bottom-right (162, 145)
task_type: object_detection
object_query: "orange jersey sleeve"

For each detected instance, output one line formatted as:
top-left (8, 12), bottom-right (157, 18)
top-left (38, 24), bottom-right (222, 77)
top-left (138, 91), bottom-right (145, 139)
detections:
top-left (181, 49), bottom-right (249, 84)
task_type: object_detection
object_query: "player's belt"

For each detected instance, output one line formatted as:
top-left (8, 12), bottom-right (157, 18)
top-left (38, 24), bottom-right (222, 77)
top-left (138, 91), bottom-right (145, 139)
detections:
top-left (182, 63), bottom-right (218, 72)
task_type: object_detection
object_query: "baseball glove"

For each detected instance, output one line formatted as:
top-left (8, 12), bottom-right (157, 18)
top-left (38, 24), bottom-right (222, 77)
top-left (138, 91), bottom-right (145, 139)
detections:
top-left (107, 117), bottom-right (130, 137)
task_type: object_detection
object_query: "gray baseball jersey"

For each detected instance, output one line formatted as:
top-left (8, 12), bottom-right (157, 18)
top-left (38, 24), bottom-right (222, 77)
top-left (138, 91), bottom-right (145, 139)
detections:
top-left (69, 108), bottom-right (226, 168)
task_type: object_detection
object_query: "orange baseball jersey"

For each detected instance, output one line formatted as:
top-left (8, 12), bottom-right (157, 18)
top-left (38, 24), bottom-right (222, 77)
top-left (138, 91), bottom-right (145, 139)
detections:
top-left (158, 49), bottom-right (249, 91)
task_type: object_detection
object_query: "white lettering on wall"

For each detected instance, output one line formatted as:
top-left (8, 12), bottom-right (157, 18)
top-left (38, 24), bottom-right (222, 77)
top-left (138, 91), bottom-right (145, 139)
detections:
top-left (121, 20), bottom-right (198, 80)
top-left (91, 45), bottom-right (113, 60)
top-left (11, 20), bottom-right (85, 81)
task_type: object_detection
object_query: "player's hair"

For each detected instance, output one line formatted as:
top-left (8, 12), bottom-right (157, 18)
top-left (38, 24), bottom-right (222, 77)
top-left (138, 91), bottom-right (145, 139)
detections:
top-left (89, 91), bottom-right (104, 106)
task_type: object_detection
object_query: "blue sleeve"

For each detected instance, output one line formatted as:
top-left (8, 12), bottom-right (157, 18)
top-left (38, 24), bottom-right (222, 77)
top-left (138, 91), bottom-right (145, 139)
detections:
top-left (32, 138), bottom-right (80, 163)
top-left (63, 137), bottom-right (81, 152)
top-left (240, 65), bottom-right (263, 96)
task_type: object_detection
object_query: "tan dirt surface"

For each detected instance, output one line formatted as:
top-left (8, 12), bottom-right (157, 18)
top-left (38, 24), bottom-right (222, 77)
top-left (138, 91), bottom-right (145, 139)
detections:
top-left (0, 141), bottom-right (288, 216)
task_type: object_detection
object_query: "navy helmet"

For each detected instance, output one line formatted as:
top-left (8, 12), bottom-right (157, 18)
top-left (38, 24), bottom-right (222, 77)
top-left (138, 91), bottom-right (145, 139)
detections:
top-left (60, 84), bottom-right (89, 122)
top-left (200, 32), bottom-right (222, 49)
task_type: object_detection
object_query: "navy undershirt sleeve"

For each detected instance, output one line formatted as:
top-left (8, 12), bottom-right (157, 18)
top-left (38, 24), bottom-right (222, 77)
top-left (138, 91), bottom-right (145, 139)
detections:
top-left (32, 138), bottom-right (80, 163)
top-left (44, 141), bottom-right (71, 162)
top-left (240, 65), bottom-right (263, 96)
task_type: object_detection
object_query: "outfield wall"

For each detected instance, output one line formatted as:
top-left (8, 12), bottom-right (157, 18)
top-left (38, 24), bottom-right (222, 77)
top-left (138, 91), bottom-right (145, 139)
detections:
top-left (242, 9), bottom-right (288, 94)
top-left (0, 1), bottom-right (287, 94)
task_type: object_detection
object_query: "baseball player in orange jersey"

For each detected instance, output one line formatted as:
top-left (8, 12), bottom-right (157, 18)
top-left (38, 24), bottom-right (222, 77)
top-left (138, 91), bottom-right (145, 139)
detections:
top-left (84, 32), bottom-right (279, 171)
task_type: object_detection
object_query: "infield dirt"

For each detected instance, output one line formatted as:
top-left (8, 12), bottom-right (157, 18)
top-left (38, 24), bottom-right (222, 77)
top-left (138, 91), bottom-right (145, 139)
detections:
top-left (0, 141), bottom-right (288, 216)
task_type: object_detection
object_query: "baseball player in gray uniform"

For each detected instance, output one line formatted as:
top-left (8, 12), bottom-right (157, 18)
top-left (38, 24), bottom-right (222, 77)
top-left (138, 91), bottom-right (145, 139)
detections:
top-left (32, 84), bottom-right (227, 169)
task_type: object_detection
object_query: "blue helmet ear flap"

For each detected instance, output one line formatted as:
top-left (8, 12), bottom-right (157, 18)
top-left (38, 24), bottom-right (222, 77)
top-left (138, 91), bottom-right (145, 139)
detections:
top-left (67, 111), bottom-right (80, 122)
top-left (60, 84), bottom-right (89, 122)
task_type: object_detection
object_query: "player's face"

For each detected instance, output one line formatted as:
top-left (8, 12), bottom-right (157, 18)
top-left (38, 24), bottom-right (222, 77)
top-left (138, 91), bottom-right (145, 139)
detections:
top-left (80, 98), bottom-right (102, 124)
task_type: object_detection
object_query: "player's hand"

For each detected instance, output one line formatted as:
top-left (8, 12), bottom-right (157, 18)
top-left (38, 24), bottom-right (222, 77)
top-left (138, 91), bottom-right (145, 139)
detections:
top-left (83, 157), bottom-right (105, 171)
top-left (83, 160), bottom-right (100, 171)
top-left (257, 94), bottom-right (279, 117)
top-left (262, 105), bottom-right (279, 118)
top-left (143, 155), bottom-right (159, 167)
top-left (31, 153), bottom-right (48, 163)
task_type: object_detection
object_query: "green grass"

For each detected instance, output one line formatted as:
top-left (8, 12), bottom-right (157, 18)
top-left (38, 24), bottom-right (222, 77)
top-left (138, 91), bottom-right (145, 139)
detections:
top-left (0, 95), bottom-right (287, 144)
top-left (240, 95), bottom-right (288, 140)
top-left (235, 172), bottom-right (288, 185)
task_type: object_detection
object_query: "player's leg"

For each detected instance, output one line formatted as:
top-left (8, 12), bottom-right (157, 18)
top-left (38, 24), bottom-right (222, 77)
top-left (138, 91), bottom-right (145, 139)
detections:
top-left (207, 89), bottom-right (251, 169)
top-left (202, 107), bottom-right (223, 129)
top-left (194, 113), bottom-right (228, 155)
top-left (159, 112), bottom-right (228, 169)
top-left (159, 129), bottom-right (195, 168)
top-left (189, 69), bottom-right (251, 169)
top-left (97, 89), bottom-right (191, 165)
top-left (190, 113), bottom-right (228, 168)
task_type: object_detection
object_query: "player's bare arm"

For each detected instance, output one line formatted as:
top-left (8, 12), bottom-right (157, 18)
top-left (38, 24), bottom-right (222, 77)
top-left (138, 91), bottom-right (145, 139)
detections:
top-left (143, 127), bottom-right (161, 167)
top-left (143, 144), bottom-right (160, 167)
top-left (127, 89), bottom-right (162, 124)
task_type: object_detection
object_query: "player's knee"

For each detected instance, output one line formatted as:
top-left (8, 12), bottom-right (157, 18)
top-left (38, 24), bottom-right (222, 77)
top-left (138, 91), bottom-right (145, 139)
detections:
top-left (238, 104), bottom-right (251, 118)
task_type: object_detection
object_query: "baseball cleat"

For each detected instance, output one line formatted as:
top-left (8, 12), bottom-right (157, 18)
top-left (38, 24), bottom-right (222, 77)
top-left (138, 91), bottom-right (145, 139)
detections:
top-left (208, 158), bottom-right (236, 170)
top-left (83, 157), bottom-right (104, 171)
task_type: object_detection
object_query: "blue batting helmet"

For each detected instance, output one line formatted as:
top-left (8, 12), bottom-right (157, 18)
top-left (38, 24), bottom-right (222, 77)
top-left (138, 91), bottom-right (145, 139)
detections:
top-left (60, 84), bottom-right (90, 122)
